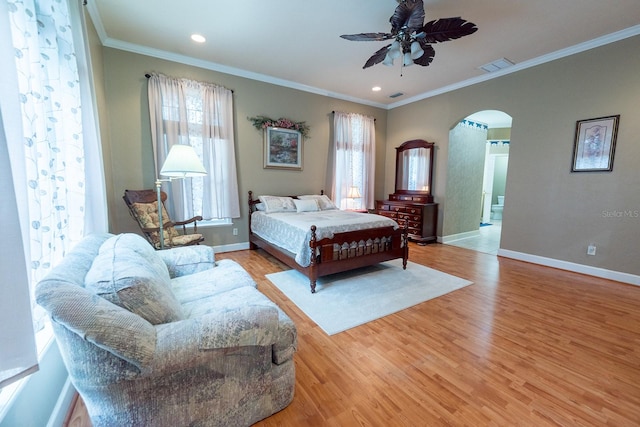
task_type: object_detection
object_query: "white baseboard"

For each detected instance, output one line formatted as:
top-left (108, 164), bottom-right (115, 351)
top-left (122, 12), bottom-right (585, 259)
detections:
top-left (441, 230), bottom-right (480, 244)
top-left (213, 242), bottom-right (250, 253)
top-left (47, 377), bottom-right (75, 427)
top-left (498, 249), bottom-right (640, 286)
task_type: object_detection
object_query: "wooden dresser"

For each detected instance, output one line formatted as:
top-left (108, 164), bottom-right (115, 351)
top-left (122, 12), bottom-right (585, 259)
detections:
top-left (376, 193), bottom-right (438, 244)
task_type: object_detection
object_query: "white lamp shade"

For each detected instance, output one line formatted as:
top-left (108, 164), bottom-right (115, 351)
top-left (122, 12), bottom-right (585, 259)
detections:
top-left (382, 53), bottom-right (395, 66)
top-left (347, 186), bottom-right (361, 199)
top-left (160, 145), bottom-right (207, 177)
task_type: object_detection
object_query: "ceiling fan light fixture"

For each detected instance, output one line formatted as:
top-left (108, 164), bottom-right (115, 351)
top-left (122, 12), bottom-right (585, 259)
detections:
top-left (383, 54), bottom-right (395, 66)
top-left (403, 52), bottom-right (414, 67)
top-left (410, 41), bottom-right (424, 59)
top-left (339, 0), bottom-right (478, 70)
top-left (389, 41), bottom-right (402, 59)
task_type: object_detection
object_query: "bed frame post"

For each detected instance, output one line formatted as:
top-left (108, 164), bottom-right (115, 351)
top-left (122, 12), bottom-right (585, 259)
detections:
top-left (248, 191), bottom-right (257, 250)
top-left (308, 225), bottom-right (318, 293)
top-left (402, 223), bottom-right (409, 269)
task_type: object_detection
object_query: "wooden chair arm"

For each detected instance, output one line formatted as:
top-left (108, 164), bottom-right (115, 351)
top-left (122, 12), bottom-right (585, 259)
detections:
top-left (173, 216), bottom-right (203, 234)
top-left (172, 216), bottom-right (203, 226)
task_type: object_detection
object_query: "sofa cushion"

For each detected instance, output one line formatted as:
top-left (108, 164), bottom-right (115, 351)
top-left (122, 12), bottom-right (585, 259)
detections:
top-left (85, 233), bottom-right (184, 324)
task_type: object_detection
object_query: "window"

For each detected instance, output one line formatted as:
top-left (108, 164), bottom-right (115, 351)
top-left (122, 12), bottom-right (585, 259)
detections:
top-left (0, 0), bottom-right (106, 405)
top-left (331, 112), bottom-right (376, 210)
top-left (148, 74), bottom-right (240, 222)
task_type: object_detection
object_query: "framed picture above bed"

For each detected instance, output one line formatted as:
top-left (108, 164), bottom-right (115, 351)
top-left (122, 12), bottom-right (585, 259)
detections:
top-left (264, 127), bottom-right (303, 170)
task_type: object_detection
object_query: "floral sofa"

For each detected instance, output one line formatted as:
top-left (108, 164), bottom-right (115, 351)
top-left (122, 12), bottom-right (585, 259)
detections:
top-left (36, 232), bottom-right (296, 427)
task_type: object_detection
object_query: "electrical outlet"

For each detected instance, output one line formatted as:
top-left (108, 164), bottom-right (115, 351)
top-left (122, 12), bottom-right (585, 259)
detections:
top-left (232, 228), bottom-right (238, 236)
top-left (587, 244), bottom-right (596, 256)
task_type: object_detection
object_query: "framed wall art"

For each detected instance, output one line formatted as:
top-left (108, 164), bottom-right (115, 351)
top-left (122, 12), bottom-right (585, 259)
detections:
top-left (571, 115), bottom-right (620, 172)
top-left (264, 127), bottom-right (303, 170)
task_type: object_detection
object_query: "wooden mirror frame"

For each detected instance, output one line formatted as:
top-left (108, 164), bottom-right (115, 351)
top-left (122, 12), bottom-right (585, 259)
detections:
top-left (394, 139), bottom-right (435, 203)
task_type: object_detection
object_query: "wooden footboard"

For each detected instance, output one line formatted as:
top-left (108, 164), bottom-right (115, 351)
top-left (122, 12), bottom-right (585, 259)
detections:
top-left (248, 191), bottom-right (409, 293)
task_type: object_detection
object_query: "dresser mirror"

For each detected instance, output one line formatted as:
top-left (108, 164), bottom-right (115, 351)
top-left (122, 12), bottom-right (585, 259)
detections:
top-left (395, 139), bottom-right (435, 199)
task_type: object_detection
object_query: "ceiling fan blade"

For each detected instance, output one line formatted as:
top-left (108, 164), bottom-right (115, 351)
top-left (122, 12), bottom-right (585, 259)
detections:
top-left (340, 32), bottom-right (394, 42)
top-left (412, 44), bottom-right (435, 66)
top-left (390, 0), bottom-right (425, 33)
top-left (418, 17), bottom-right (478, 43)
top-left (363, 44), bottom-right (392, 69)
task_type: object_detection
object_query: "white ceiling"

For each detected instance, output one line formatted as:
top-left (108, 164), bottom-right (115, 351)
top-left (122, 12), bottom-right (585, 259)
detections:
top-left (87, 0), bottom-right (640, 110)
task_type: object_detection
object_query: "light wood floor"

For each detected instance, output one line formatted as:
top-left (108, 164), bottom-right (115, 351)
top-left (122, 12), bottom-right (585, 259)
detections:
top-left (67, 243), bottom-right (640, 426)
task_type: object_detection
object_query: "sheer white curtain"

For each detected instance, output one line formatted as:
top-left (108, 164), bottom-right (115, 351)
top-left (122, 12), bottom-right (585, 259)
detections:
top-left (148, 74), bottom-right (240, 220)
top-left (0, 0), bottom-right (106, 388)
top-left (331, 111), bottom-right (376, 210)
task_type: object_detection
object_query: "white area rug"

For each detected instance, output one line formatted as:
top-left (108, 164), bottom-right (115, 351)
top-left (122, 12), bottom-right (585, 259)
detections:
top-left (266, 259), bottom-right (472, 335)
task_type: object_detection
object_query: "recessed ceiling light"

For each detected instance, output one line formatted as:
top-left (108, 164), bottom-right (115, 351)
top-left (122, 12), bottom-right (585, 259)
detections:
top-left (372, 86), bottom-right (382, 92)
top-left (190, 34), bottom-right (206, 43)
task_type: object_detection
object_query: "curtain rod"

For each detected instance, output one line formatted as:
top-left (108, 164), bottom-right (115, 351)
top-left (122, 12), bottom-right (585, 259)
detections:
top-left (145, 74), bottom-right (234, 93)
top-left (331, 111), bottom-right (376, 122)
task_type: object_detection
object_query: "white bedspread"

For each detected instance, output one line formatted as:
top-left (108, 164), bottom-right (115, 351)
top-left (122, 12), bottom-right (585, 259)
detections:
top-left (251, 210), bottom-right (399, 267)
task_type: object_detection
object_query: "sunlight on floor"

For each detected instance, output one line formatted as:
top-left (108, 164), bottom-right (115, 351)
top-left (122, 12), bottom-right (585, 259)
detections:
top-left (446, 220), bottom-right (502, 255)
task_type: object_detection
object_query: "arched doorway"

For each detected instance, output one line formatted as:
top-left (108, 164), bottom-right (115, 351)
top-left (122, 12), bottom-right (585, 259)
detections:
top-left (444, 110), bottom-right (512, 255)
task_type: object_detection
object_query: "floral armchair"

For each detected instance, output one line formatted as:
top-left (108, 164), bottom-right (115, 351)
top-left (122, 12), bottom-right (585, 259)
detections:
top-left (123, 189), bottom-right (204, 249)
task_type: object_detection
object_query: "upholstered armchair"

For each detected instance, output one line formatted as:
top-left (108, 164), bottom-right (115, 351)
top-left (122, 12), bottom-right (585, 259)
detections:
top-left (36, 233), bottom-right (296, 426)
top-left (123, 188), bottom-right (204, 249)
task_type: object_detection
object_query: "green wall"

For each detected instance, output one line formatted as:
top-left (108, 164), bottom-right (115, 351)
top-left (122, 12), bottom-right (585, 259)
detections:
top-left (98, 48), bottom-right (388, 247)
top-left (387, 35), bottom-right (640, 276)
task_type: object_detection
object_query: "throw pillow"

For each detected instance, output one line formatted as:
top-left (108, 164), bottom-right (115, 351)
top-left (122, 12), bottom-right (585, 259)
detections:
top-left (293, 198), bottom-right (319, 212)
top-left (85, 234), bottom-right (184, 324)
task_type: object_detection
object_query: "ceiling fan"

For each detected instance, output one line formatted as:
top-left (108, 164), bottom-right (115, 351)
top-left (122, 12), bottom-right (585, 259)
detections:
top-left (340, 0), bottom-right (478, 69)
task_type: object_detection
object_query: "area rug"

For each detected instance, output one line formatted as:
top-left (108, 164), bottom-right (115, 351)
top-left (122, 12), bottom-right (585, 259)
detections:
top-left (266, 259), bottom-right (472, 335)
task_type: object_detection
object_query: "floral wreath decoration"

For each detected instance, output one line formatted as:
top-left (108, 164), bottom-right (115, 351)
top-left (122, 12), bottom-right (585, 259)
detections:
top-left (248, 115), bottom-right (310, 139)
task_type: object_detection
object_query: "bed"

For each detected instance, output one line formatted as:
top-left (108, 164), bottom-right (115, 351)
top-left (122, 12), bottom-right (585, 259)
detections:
top-left (248, 191), bottom-right (409, 293)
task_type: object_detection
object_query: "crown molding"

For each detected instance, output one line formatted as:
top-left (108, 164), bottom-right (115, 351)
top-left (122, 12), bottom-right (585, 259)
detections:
top-left (388, 24), bottom-right (640, 109)
top-left (102, 37), bottom-right (387, 110)
top-left (84, 4), bottom-right (640, 112)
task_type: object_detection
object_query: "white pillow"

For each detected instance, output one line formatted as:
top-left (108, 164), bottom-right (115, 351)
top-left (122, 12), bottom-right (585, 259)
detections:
top-left (298, 194), bottom-right (338, 210)
top-left (293, 198), bottom-right (319, 213)
top-left (255, 202), bottom-right (266, 211)
top-left (258, 195), bottom-right (297, 213)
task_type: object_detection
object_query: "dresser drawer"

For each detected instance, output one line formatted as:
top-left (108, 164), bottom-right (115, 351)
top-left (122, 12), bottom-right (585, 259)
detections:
top-left (398, 213), bottom-right (421, 222)
top-left (407, 221), bottom-right (422, 229)
top-left (376, 198), bottom-right (438, 244)
top-left (377, 210), bottom-right (397, 219)
top-left (405, 206), bottom-right (421, 215)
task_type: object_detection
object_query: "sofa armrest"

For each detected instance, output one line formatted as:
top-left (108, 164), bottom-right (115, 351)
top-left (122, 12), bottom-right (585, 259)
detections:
top-left (157, 245), bottom-right (215, 277)
top-left (149, 304), bottom-right (281, 374)
top-left (37, 282), bottom-right (157, 371)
